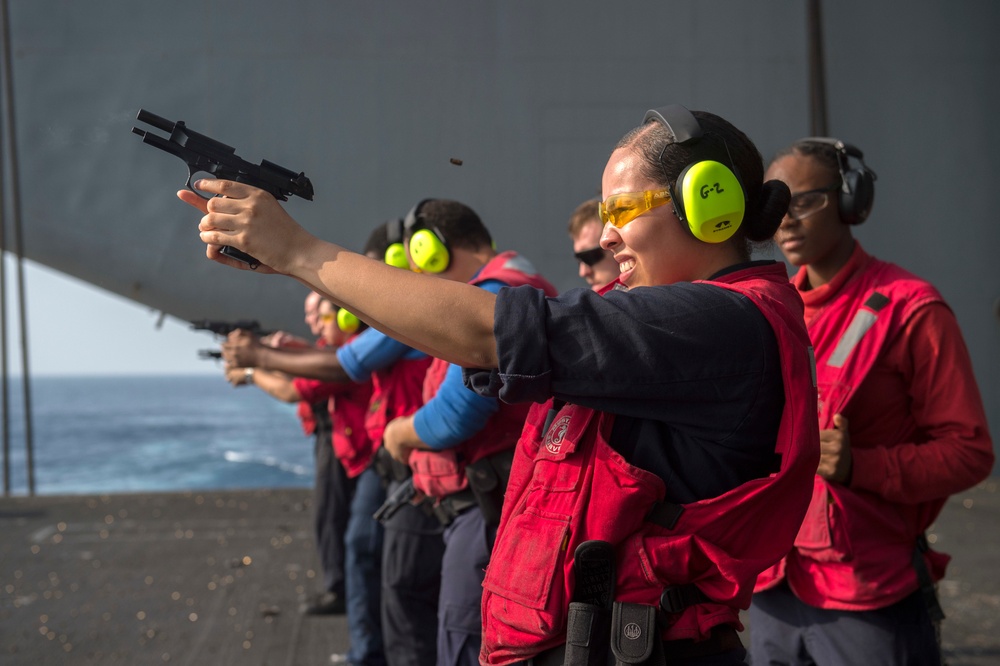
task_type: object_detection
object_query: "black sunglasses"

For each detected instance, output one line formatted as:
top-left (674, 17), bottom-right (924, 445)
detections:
top-left (574, 247), bottom-right (608, 267)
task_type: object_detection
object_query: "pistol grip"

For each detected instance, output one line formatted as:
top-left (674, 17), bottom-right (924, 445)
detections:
top-left (187, 173), bottom-right (262, 270)
top-left (220, 246), bottom-right (261, 270)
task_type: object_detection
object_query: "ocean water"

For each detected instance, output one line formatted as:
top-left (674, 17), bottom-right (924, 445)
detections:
top-left (0, 375), bottom-right (313, 496)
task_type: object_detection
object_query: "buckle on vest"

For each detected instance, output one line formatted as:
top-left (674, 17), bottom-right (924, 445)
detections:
top-left (645, 502), bottom-right (684, 530)
top-left (659, 585), bottom-right (709, 614)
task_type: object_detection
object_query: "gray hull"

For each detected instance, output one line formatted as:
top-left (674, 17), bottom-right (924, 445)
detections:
top-left (3, 0), bottom-right (998, 438)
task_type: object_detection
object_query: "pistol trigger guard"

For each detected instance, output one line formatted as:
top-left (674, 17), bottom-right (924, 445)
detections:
top-left (185, 168), bottom-right (211, 201)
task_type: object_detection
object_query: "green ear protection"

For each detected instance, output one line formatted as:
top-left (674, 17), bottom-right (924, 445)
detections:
top-left (642, 105), bottom-right (746, 243)
top-left (383, 218), bottom-right (410, 269)
top-left (336, 308), bottom-right (361, 334)
top-left (403, 199), bottom-right (451, 273)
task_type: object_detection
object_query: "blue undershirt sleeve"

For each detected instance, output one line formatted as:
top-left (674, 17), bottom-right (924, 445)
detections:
top-left (412, 279), bottom-right (505, 449)
top-left (336, 328), bottom-right (420, 382)
top-left (413, 363), bottom-right (500, 449)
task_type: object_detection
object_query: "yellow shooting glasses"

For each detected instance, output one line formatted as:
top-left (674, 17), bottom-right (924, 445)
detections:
top-left (599, 189), bottom-right (672, 228)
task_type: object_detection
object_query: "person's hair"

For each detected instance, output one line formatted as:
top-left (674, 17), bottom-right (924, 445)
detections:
top-left (363, 221), bottom-right (392, 258)
top-left (567, 198), bottom-right (601, 237)
top-left (615, 110), bottom-right (790, 259)
top-left (410, 199), bottom-right (493, 251)
top-left (772, 140), bottom-right (843, 185)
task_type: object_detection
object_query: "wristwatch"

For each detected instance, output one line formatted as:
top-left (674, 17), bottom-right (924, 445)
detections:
top-left (244, 367), bottom-right (255, 384)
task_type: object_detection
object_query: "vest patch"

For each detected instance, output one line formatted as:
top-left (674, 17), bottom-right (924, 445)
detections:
top-left (544, 415), bottom-right (572, 455)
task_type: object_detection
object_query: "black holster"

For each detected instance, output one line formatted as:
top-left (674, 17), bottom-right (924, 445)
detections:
top-left (564, 602), bottom-right (612, 666)
top-left (372, 445), bottom-right (412, 487)
top-left (464, 449), bottom-right (514, 528)
top-left (609, 603), bottom-right (665, 666)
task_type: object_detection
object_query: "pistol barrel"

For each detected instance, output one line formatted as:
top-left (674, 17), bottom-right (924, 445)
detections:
top-left (135, 108), bottom-right (175, 133)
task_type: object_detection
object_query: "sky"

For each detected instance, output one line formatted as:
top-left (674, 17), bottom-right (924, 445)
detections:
top-left (3, 257), bottom-right (222, 377)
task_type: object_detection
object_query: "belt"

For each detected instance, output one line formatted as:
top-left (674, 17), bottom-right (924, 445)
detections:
top-left (517, 624), bottom-right (742, 666)
top-left (431, 488), bottom-right (478, 526)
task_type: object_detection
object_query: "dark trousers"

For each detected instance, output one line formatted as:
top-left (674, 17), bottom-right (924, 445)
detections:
top-left (345, 466), bottom-right (387, 666)
top-left (381, 479), bottom-right (446, 666)
top-left (315, 428), bottom-right (353, 597)
top-left (748, 581), bottom-right (942, 666)
top-left (438, 506), bottom-right (494, 666)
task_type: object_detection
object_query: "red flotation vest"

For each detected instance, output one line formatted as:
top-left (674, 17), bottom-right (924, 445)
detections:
top-left (329, 377), bottom-right (375, 478)
top-left (409, 252), bottom-right (558, 498)
top-left (365, 354), bottom-right (434, 447)
top-left (755, 254), bottom-right (949, 609)
top-left (479, 264), bottom-right (820, 665)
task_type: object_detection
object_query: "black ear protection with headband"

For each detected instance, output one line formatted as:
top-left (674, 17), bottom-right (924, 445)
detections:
top-left (796, 137), bottom-right (877, 225)
top-left (642, 105), bottom-right (747, 243)
top-left (403, 199), bottom-right (452, 273)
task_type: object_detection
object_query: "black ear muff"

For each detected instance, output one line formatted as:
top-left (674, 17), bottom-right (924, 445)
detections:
top-left (797, 137), bottom-right (877, 225)
top-left (403, 199), bottom-right (451, 273)
top-left (642, 105), bottom-right (746, 242)
top-left (384, 218), bottom-right (409, 269)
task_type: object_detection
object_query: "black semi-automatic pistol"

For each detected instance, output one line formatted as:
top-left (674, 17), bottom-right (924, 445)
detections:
top-left (190, 319), bottom-right (271, 337)
top-left (132, 108), bottom-right (314, 269)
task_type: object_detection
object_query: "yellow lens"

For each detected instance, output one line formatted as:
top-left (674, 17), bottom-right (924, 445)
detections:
top-left (599, 189), bottom-right (671, 228)
top-left (319, 313), bottom-right (336, 323)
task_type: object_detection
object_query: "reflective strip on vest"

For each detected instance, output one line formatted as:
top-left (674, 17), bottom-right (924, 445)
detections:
top-left (826, 292), bottom-right (889, 368)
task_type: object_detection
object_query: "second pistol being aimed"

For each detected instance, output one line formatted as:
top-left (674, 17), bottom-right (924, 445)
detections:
top-left (190, 319), bottom-right (272, 337)
top-left (131, 108), bottom-right (314, 269)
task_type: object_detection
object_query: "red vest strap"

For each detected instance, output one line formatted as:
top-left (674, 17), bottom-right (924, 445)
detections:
top-left (645, 501), bottom-right (684, 530)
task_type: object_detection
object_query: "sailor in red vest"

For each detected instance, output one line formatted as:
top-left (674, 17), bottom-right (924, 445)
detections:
top-left (224, 223), bottom-right (439, 666)
top-left (223, 289), bottom-right (352, 619)
top-left (749, 139), bottom-right (994, 665)
top-left (182, 103), bottom-right (820, 666)
top-left (379, 199), bottom-right (558, 666)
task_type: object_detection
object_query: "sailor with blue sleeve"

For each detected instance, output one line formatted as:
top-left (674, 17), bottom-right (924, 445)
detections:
top-left (382, 199), bottom-right (557, 666)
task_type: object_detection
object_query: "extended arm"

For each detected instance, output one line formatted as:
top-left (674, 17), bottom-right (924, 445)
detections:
top-left (179, 181), bottom-right (498, 369)
top-left (223, 331), bottom-right (353, 382)
top-left (227, 366), bottom-right (302, 403)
